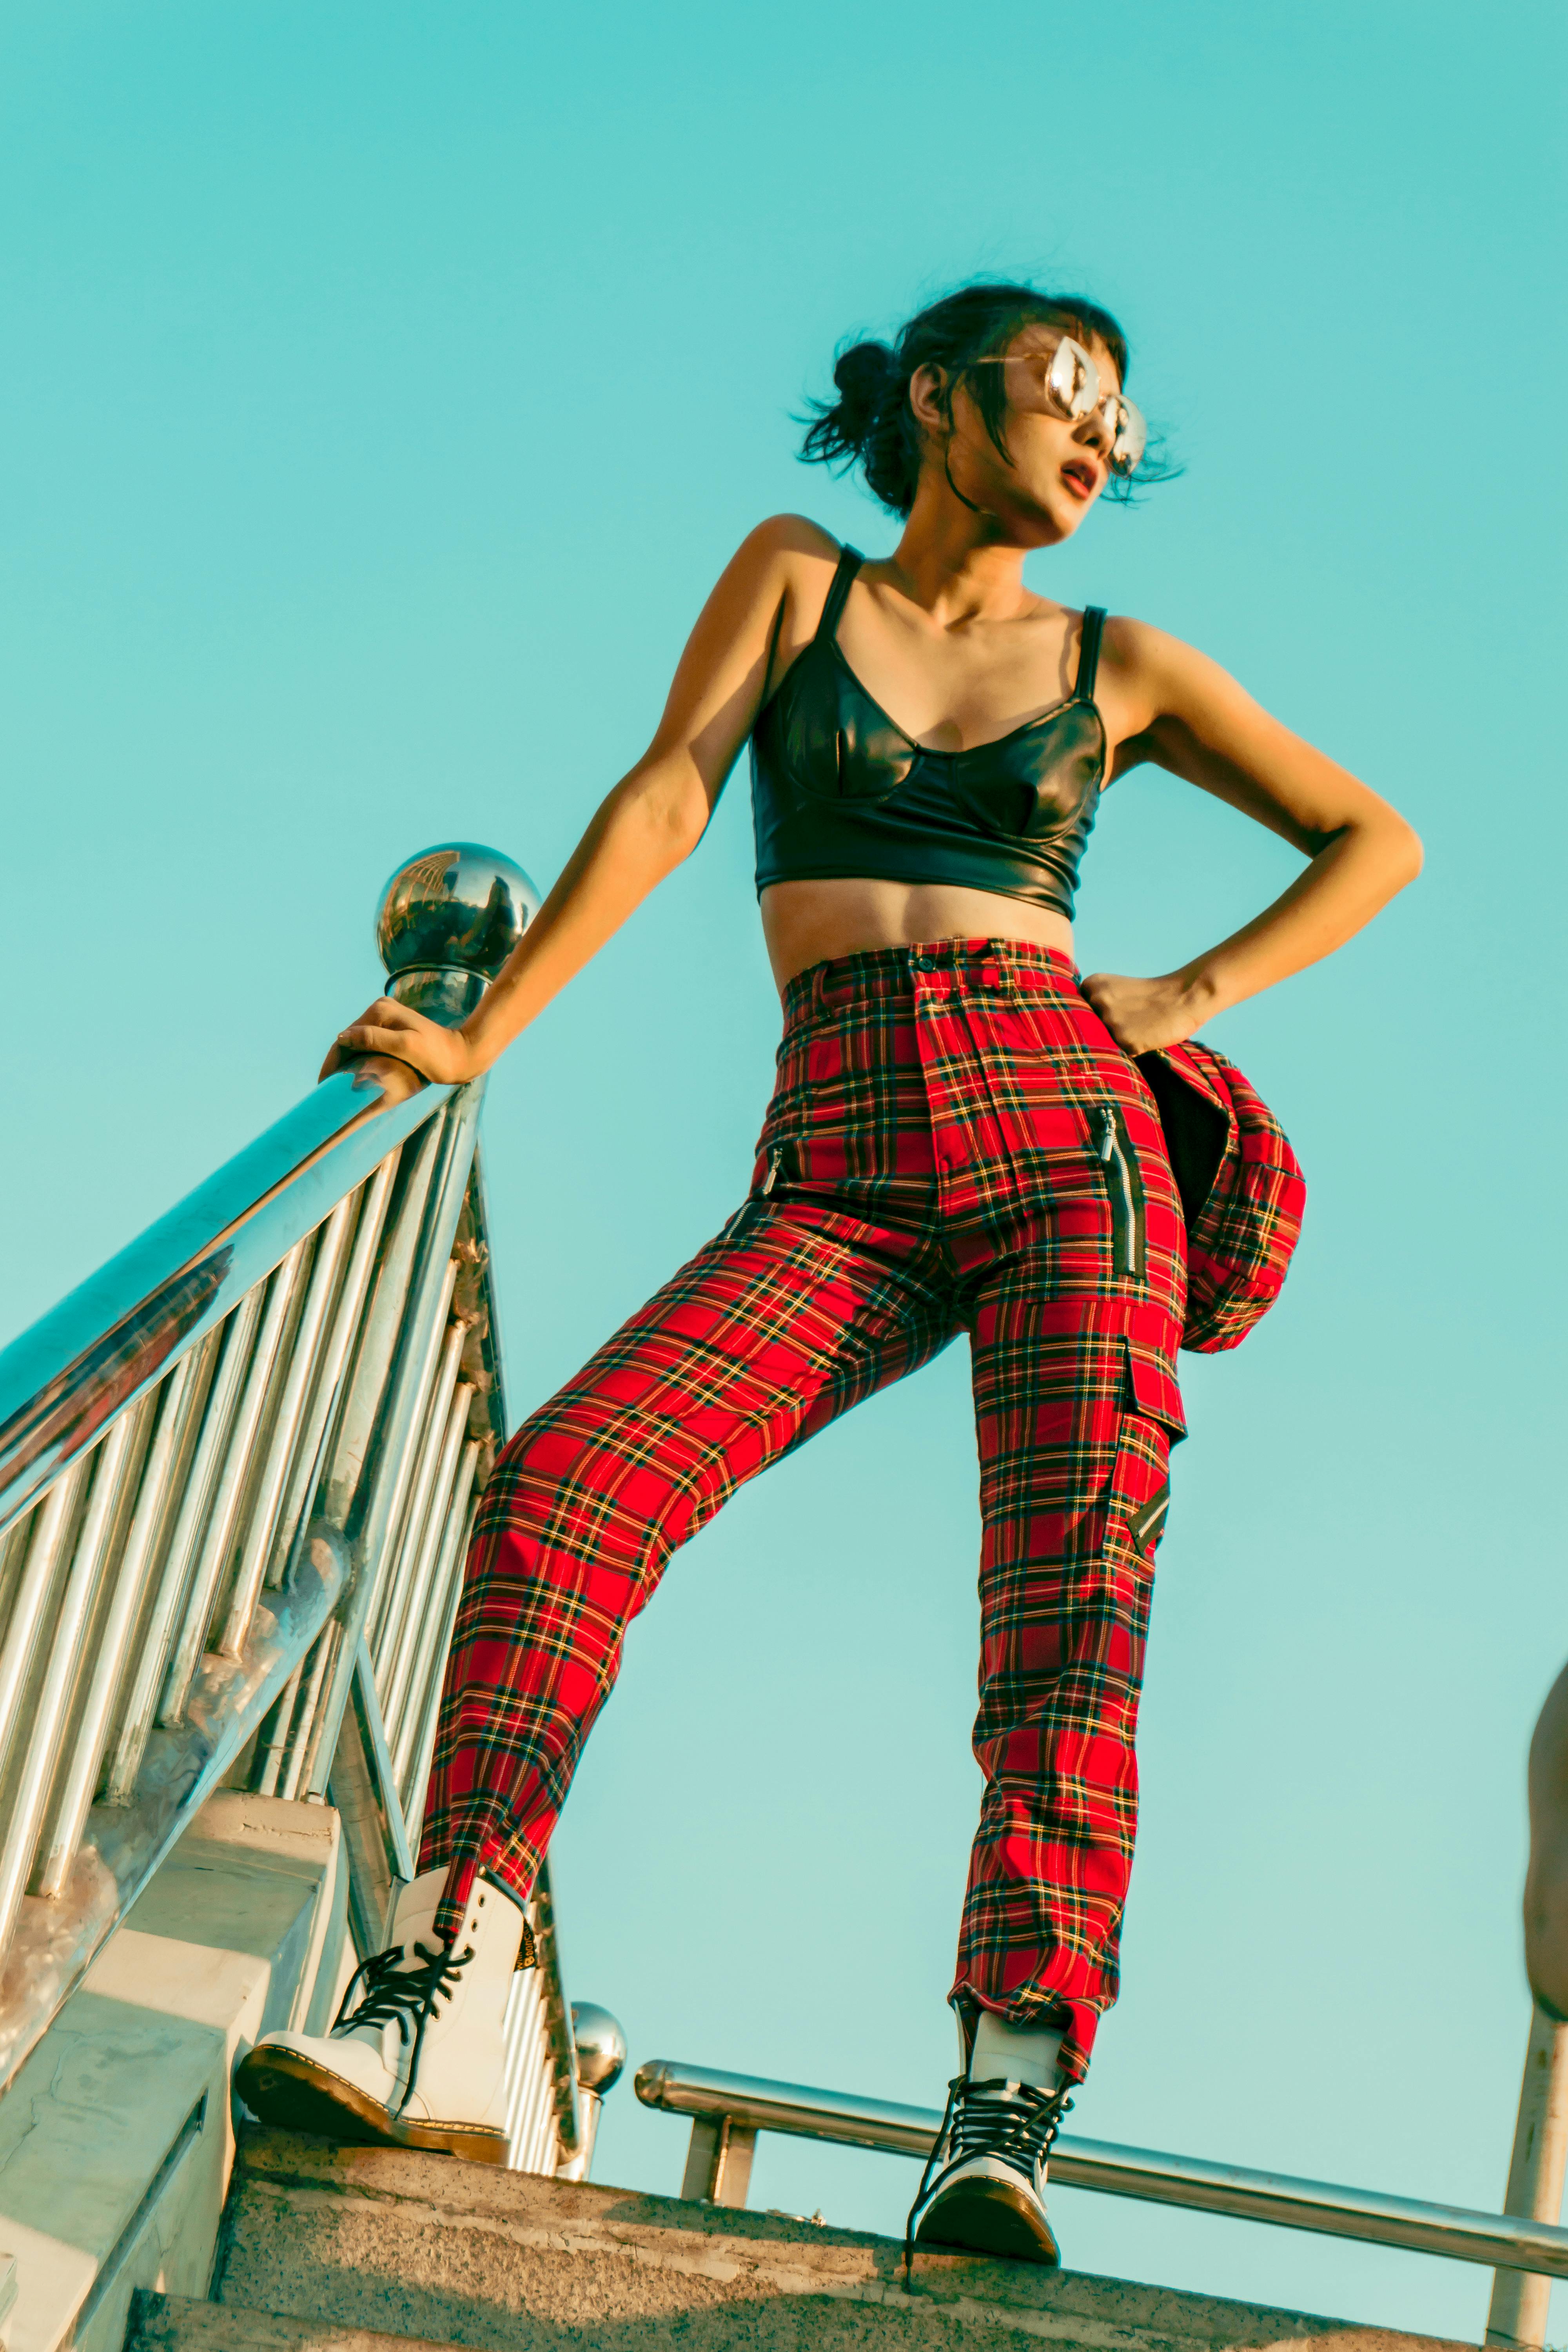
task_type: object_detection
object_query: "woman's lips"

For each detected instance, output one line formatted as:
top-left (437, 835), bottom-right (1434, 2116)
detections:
top-left (1061, 461), bottom-right (1098, 499)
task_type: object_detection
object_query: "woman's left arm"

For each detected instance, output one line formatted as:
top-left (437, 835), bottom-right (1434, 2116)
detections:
top-left (1080, 619), bottom-right (1423, 1056)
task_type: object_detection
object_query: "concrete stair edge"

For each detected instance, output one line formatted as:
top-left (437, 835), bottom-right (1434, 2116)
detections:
top-left (128, 2290), bottom-right (465, 2352)
top-left (210, 2127), bottom-right (1475, 2352)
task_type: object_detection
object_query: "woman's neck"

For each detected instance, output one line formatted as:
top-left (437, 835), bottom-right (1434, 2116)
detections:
top-left (880, 481), bottom-right (1036, 623)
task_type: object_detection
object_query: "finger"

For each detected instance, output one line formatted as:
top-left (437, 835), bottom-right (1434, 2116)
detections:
top-left (336, 1024), bottom-right (426, 1060)
top-left (338, 999), bottom-right (409, 1041)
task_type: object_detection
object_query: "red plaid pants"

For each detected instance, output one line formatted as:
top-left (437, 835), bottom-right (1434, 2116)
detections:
top-left (422, 939), bottom-right (1187, 2082)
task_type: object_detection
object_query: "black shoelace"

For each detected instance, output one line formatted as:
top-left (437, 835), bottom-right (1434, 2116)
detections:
top-left (904, 2074), bottom-right (1073, 2274)
top-left (331, 1936), bottom-right (473, 2116)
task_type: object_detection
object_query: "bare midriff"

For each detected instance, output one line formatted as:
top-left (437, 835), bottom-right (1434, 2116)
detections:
top-left (761, 876), bottom-right (1076, 992)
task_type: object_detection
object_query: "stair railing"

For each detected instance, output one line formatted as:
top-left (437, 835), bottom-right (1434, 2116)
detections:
top-left (636, 2056), bottom-right (1568, 2285)
top-left (0, 842), bottom-right (587, 2174)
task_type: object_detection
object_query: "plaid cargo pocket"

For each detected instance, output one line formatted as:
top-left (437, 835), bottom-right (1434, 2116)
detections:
top-left (1109, 1340), bottom-right (1184, 1562)
top-left (1107, 1410), bottom-right (1173, 1563)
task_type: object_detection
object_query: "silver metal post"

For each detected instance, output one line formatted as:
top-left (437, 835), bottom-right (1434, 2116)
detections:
top-left (219, 1195), bottom-right (357, 1654)
top-left (381, 1380), bottom-right (473, 1730)
top-left (160, 1250), bottom-right (304, 1724)
top-left (0, 1412), bottom-right (139, 1943)
top-left (263, 1158), bottom-right (396, 1589)
top-left (397, 1451), bottom-right (479, 1819)
top-left (36, 1385), bottom-right (172, 1895)
top-left (317, 1121), bottom-right (446, 1538)
top-left (100, 1322), bottom-right (233, 1802)
top-left (0, 1463), bottom-right (86, 1783)
top-left (278, 1629), bottom-right (333, 1802)
top-left (359, 1188), bottom-right (465, 1586)
top-left (1488, 2007), bottom-right (1568, 2346)
top-left (367, 1301), bottom-right (465, 1670)
top-left (555, 2004), bottom-right (626, 2183)
top-left (253, 1661), bottom-right (305, 1800)
top-left (682, 2116), bottom-right (758, 2207)
top-left (304, 1093), bottom-right (479, 1800)
top-left (289, 1619), bottom-right (344, 1802)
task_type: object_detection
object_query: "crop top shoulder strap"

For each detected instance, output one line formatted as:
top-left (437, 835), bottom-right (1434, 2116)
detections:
top-left (817, 543), bottom-right (1102, 701)
top-left (1074, 604), bottom-right (1106, 702)
top-left (818, 543), bottom-right (1100, 696)
top-left (816, 542), bottom-right (864, 640)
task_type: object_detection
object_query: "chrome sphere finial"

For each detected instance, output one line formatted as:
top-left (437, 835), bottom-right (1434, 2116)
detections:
top-left (377, 842), bottom-right (539, 980)
top-left (375, 842), bottom-right (540, 1025)
top-left (570, 2002), bottom-right (628, 2096)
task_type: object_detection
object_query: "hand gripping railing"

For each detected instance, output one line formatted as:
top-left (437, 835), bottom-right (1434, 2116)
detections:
top-left (0, 841), bottom-right (602, 2177)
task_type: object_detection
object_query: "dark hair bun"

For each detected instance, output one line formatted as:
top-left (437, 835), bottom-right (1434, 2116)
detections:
top-left (800, 336), bottom-right (911, 514)
top-left (829, 339), bottom-right (897, 434)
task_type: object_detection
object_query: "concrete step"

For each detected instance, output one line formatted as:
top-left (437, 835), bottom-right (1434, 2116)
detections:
top-left (210, 2125), bottom-right (1472, 2352)
top-left (127, 2292), bottom-right (462, 2352)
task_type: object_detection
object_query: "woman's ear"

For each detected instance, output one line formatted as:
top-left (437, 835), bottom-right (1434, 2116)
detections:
top-left (907, 361), bottom-right (949, 437)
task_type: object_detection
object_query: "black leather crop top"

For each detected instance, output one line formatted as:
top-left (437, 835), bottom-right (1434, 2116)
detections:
top-left (750, 544), bottom-right (1108, 919)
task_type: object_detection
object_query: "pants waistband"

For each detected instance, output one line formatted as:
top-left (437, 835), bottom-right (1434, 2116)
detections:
top-left (781, 937), bottom-right (1079, 1031)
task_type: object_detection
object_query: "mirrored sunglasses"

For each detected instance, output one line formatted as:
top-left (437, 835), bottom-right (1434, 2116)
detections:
top-left (973, 336), bottom-right (1147, 477)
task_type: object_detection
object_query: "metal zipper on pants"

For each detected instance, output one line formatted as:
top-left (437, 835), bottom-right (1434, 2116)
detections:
top-left (1091, 1104), bottom-right (1146, 1279)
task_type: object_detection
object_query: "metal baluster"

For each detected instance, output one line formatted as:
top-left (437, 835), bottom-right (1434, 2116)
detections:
top-left (0, 1464), bottom-right (87, 1796)
top-left (264, 1158), bottom-right (397, 1590)
top-left (503, 1982), bottom-right (533, 2165)
top-left (1488, 2007), bottom-right (1568, 2347)
top-left (318, 1119), bottom-right (447, 1537)
top-left (278, 1627), bottom-right (334, 1803)
top-left (382, 1380), bottom-right (473, 1738)
top-left (525, 1975), bottom-right (556, 2172)
top-left (516, 1988), bottom-right (557, 2173)
top-left (371, 1322), bottom-right (466, 1680)
top-left (36, 1381), bottom-right (179, 1896)
top-left (306, 1090), bottom-right (481, 1800)
top-left (160, 1249), bottom-right (305, 1725)
top-left (396, 1443), bottom-right (479, 1810)
top-left (252, 1661), bottom-right (305, 1799)
top-left (0, 1513), bottom-right (33, 1628)
top-left (219, 1197), bottom-right (357, 1654)
top-left (0, 1413), bottom-right (140, 1945)
top-left (100, 1318), bottom-right (240, 1802)
top-left (289, 1619), bottom-right (344, 1802)
top-left (500, 1971), bottom-right (535, 2161)
top-left (367, 1290), bottom-right (463, 1672)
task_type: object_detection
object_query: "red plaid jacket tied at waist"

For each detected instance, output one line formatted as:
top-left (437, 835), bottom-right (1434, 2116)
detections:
top-left (1136, 1043), bottom-right (1306, 1354)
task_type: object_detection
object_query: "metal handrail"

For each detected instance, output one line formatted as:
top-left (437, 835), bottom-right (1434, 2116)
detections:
top-left (0, 1076), bottom-right (448, 1541)
top-left (0, 842), bottom-right (593, 2176)
top-left (635, 2058), bottom-right (1568, 2279)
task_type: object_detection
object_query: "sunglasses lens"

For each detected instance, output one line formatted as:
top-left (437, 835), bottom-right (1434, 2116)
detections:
top-left (1107, 397), bottom-right (1147, 475)
top-left (1047, 336), bottom-right (1100, 420)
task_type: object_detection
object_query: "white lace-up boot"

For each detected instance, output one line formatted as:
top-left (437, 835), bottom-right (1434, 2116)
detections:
top-left (235, 1866), bottom-right (529, 2165)
top-left (907, 2011), bottom-right (1073, 2265)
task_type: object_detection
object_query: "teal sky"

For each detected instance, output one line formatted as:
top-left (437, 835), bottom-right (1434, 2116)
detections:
top-left (2, 3), bottom-right (1564, 2335)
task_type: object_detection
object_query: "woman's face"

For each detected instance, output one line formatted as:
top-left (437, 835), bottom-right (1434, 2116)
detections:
top-left (916, 327), bottom-right (1122, 544)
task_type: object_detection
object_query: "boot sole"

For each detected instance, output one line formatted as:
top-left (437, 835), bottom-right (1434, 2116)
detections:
top-left (915, 2175), bottom-right (1061, 2265)
top-left (234, 2045), bottom-right (509, 2167)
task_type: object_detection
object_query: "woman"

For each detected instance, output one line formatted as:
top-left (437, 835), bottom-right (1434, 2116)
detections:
top-left (238, 281), bottom-right (1421, 2262)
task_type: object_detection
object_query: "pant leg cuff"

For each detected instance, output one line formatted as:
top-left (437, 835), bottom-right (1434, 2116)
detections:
top-left (432, 1847), bottom-right (537, 1949)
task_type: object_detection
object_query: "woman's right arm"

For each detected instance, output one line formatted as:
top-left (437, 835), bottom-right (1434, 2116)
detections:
top-left (323, 515), bottom-right (833, 1087)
